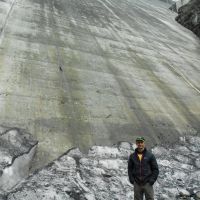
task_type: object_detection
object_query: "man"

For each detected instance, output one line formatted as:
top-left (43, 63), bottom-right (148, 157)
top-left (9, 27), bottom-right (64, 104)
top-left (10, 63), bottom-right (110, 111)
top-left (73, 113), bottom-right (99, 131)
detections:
top-left (128, 137), bottom-right (159, 200)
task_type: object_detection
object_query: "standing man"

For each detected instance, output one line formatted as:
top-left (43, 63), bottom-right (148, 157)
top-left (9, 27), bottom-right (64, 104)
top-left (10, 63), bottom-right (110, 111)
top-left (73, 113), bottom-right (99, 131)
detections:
top-left (128, 137), bottom-right (159, 200)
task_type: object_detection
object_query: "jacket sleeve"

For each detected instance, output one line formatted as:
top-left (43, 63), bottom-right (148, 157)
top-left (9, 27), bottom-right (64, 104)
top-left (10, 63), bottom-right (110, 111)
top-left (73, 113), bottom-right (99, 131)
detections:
top-left (149, 154), bottom-right (159, 185)
top-left (128, 154), bottom-right (134, 184)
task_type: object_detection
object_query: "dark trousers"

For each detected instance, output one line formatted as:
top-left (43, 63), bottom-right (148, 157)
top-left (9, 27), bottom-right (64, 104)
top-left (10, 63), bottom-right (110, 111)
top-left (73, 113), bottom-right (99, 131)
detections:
top-left (134, 182), bottom-right (154, 200)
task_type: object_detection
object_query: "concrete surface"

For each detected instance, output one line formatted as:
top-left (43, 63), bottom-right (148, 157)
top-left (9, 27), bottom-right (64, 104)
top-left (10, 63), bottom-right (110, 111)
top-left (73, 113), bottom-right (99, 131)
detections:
top-left (0, 0), bottom-right (199, 170)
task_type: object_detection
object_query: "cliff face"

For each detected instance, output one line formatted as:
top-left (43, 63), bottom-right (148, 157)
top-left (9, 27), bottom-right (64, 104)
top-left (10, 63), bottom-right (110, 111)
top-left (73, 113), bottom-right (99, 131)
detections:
top-left (176, 0), bottom-right (200, 37)
top-left (169, 0), bottom-right (190, 12)
top-left (0, 0), bottom-right (200, 171)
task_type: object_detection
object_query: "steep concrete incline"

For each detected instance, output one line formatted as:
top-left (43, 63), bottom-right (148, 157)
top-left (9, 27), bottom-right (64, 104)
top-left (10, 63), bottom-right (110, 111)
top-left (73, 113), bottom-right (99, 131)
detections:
top-left (0, 0), bottom-right (200, 169)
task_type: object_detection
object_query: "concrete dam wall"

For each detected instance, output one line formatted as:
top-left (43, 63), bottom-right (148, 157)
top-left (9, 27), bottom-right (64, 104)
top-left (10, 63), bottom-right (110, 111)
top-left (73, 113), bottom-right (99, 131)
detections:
top-left (0, 0), bottom-right (199, 170)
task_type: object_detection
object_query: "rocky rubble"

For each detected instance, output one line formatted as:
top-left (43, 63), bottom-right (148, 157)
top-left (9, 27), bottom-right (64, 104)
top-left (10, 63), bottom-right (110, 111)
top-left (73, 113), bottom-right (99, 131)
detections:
top-left (169, 0), bottom-right (190, 12)
top-left (0, 125), bottom-right (38, 195)
top-left (176, 0), bottom-right (200, 37)
top-left (5, 136), bottom-right (200, 200)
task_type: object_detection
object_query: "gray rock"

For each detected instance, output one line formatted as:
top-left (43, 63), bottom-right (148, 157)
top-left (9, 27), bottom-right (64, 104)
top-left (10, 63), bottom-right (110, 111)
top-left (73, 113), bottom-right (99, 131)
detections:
top-left (169, 0), bottom-right (190, 12)
top-left (195, 191), bottom-right (200, 199)
top-left (0, 125), bottom-right (37, 193)
top-left (195, 159), bottom-right (200, 168)
top-left (176, 0), bottom-right (200, 37)
top-left (5, 136), bottom-right (200, 200)
top-left (179, 188), bottom-right (190, 196)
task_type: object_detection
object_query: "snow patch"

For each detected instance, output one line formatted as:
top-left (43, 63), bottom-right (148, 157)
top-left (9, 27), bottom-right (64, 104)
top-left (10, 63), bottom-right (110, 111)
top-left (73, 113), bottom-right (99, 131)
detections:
top-left (0, 145), bottom-right (37, 191)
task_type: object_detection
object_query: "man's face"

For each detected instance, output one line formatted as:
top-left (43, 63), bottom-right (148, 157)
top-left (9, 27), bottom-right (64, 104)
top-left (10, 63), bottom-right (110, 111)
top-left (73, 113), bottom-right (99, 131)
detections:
top-left (136, 141), bottom-right (145, 152)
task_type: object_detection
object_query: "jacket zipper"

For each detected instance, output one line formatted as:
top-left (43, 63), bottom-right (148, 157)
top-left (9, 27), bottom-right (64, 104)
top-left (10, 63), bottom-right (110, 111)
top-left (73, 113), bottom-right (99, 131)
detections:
top-left (140, 160), bottom-right (142, 181)
top-left (139, 153), bottom-right (143, 182)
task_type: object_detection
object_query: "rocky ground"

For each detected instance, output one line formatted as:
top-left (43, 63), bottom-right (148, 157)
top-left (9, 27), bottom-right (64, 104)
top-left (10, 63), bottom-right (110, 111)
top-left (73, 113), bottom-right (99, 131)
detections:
top-left (0, 125), bottom-right (37, 195)
top-left (2, 135), bottom-right (199, 200)
top-left (176, 0), bottom-right (200, 37)
top-left (169, 0), bottom-right (190, 12)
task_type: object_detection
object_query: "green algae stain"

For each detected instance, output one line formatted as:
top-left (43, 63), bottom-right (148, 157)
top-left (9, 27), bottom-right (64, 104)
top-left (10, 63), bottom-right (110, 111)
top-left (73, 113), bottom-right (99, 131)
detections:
top-left (56, 48), bottom-right (93, 152)
top-left (135, 57), bottom-right (199, 129)
top-left (0, 55), bottom-right (3, 72)
top-left (0, 37), bottom-right (14, 118)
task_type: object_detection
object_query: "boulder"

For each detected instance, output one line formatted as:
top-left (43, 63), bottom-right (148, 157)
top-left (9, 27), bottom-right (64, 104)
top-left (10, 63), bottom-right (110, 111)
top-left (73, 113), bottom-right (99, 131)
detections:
top-left (195, 191), bottom-right (200, 199)
top-left (169, 0), bottom-right (191, 12)
top-left (176, 0), bottom-right (200, 37)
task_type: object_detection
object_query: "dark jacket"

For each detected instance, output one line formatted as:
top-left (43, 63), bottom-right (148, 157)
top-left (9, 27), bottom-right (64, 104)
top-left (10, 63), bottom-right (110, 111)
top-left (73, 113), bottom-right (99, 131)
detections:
top-left (128, 148), bottom-right (159, 185)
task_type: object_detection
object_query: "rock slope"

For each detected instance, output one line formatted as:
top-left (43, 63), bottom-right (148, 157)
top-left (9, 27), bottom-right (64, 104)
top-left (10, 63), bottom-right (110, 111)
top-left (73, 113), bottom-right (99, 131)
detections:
top-left (176, 0), bottom-right (200, 37)
top-left (5, 136), bottom-right (200, 200)
top-left (169, 0), bottom-right (190, 12)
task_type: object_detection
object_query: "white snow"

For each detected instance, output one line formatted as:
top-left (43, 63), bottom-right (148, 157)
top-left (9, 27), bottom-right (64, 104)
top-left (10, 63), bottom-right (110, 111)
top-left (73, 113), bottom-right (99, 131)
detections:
top-left (98, 159), bottom-right (123, 170)
top-left (88, 146), bottom-right (120, 158)
top-left (0, 145), bottom-right (37, 191)
top-left (158, 159), bottom-right (171, 167)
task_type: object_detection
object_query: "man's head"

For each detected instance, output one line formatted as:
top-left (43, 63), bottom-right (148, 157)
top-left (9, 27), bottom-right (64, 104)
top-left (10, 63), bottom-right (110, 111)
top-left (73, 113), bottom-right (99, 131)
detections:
top-left (135, 137), bottom-right (145, 152)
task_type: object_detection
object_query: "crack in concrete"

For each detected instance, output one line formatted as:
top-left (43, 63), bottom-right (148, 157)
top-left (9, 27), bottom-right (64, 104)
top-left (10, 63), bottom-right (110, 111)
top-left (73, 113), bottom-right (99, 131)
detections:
top-left (0, 0), bottom-right (17, 45)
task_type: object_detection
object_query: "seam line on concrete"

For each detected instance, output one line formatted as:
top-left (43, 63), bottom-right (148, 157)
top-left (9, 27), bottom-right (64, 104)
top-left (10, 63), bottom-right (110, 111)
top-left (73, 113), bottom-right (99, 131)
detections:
top-left (169, 64), bottom-right (200, 95)
top-left (97, 0), bottom-right (120, 20)
top-left (0, 0), bottom-right (17, 45)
